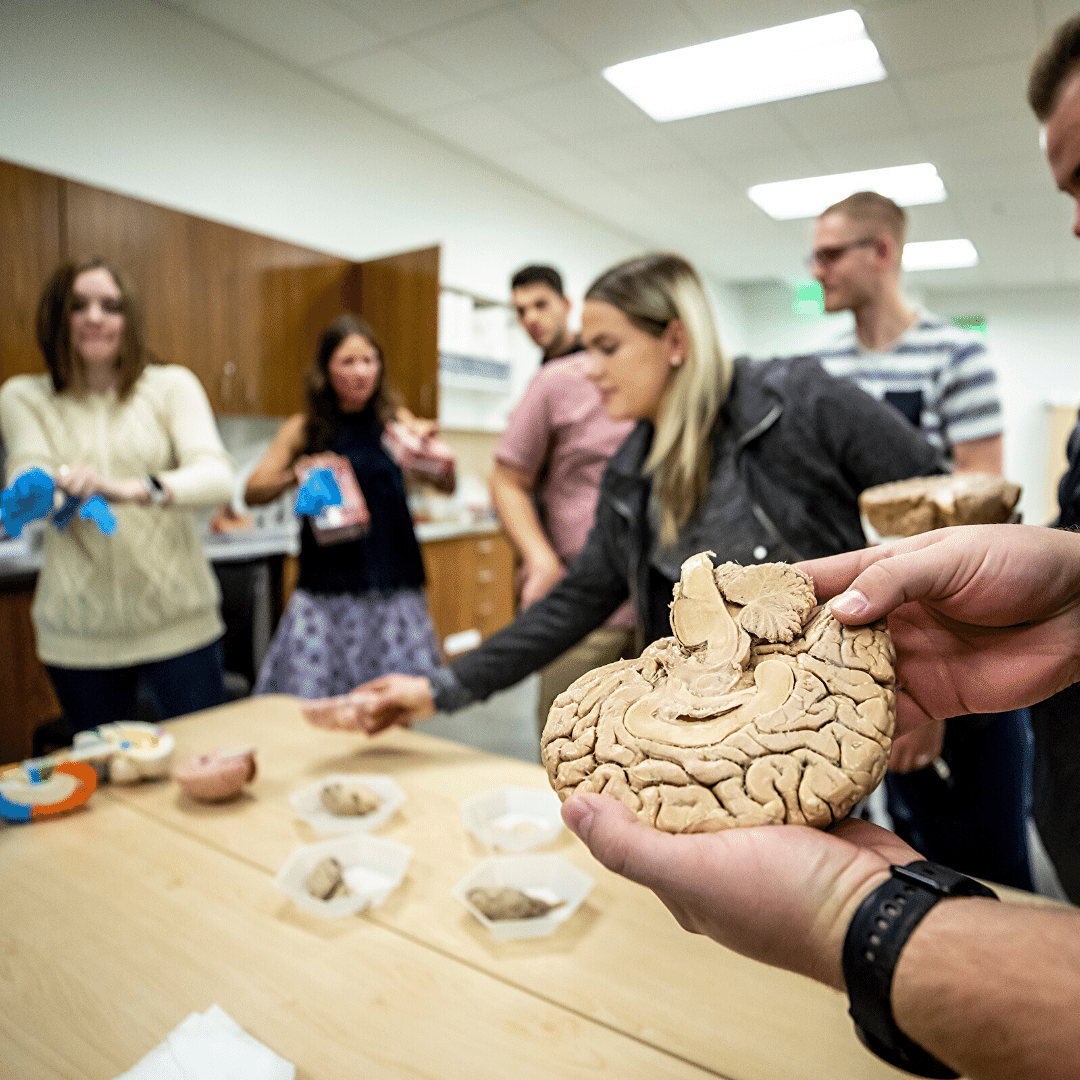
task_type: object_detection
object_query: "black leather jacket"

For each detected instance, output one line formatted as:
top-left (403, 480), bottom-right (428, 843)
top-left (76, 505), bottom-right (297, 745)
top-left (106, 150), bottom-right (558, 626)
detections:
top-left (432, 356), bottom-right (943, 711)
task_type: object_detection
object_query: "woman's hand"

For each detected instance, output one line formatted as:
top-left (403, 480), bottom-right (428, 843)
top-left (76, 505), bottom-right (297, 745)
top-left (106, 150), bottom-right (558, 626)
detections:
top-left (56, 464), bottom-right (155, 505)
top-left (301, 675), bottom-right (436, 734)
top-left (293, 452), bottom-right (347, 483)
top-left (563, 793), bottom-right (917, 990)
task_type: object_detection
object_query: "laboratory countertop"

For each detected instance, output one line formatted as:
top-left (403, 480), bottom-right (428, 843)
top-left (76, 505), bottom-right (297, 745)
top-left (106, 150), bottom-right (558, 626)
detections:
top-left (0, 517), bottom-right (500, 586)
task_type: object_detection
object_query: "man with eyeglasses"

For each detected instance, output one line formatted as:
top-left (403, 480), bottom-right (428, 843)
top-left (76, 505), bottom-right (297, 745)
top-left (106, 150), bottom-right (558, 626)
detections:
top-left (810, 191), bottom-right (1003, 475)
top-left (807, 191), bottom-right (1031, 896)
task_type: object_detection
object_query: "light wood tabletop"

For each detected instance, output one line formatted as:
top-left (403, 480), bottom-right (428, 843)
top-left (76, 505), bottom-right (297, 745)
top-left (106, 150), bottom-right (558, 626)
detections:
top-left (68, 694), bottom-right (914, 1080)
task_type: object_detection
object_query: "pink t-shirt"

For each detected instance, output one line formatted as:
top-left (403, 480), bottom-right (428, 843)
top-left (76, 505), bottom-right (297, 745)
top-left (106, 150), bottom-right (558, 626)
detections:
top-left (496, 352), bottom-right (635, 629)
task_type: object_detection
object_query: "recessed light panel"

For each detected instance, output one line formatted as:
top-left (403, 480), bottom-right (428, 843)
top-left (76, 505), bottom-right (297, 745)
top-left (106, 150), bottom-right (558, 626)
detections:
top-left (748, 163), bottom-right (947, 220)
top-left (602, 10), bottom-right (885, 122)
top-left (902, 239), bottom-right (979, 271)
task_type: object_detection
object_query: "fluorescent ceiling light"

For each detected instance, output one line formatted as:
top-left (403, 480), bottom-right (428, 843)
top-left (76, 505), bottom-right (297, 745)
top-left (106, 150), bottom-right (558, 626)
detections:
top-left (602, 10), bottom-right (885, 123)
top-left (902, 239), bottom-right (979, 272)
top-left (748, 163), bottom-right (946, 220)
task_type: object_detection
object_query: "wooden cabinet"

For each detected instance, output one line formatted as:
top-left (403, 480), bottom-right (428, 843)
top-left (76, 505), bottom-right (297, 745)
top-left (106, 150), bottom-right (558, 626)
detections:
top-left (421, 531), bottom-right (515, 656)
top-left (0, 161), bottom-right (62, 385)
top-left (0, 586), bottom-right (61, 765)
top-left (0, 158), bottom-right (440, 422)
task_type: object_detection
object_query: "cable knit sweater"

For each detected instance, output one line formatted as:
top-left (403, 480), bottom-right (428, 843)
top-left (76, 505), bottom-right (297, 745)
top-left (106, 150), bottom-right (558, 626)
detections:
top-left (0, 365), bottom-right (233, 667)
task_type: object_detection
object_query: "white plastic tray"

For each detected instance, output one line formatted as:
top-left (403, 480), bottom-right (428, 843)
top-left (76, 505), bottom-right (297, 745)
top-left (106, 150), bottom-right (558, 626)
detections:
top-left (459, 786), bottom-right (563, 852)
top-left (273, 834), bottom-right (412, 919)
top-left (452, 853), bottom-right (593, 941)
top-left (290, 774), bottom-right (405, 834)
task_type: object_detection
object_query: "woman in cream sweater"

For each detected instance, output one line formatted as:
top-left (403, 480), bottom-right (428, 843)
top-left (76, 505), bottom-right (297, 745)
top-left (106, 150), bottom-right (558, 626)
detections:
top-left (0, 259), bottom-right (233, 736)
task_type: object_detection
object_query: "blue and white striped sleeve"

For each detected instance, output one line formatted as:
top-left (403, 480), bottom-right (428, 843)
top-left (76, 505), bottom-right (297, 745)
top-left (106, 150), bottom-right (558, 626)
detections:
top-left (937, 336), bottom-right (1003, 445)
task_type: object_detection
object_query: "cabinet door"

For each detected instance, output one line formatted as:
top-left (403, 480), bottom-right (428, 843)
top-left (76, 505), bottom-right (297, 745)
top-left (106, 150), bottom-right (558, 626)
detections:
top-left (421, 532), bottom-right (515, 656)
top-left (64, 180), bottom-right (353, 416)
top-left (0, 589), bottom-right (61, 765)
top-left (0, 160), bottom-right (62, 385)
top-left (352, 246), bottom-right (439, 421)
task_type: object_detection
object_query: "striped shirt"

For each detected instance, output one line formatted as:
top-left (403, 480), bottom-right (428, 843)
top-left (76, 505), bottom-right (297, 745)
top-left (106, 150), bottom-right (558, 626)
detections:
top-left (813, 307), bottom-right (1002, 458)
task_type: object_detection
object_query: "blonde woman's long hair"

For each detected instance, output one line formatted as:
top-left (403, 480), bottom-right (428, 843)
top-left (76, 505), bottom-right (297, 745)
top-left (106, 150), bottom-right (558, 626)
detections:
top-left (585, 253), bottom-right (733, 546)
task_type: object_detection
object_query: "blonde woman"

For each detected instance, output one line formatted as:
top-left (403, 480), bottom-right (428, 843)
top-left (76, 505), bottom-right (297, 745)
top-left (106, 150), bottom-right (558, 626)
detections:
top-left (320, 252), bottom-right (942, 732)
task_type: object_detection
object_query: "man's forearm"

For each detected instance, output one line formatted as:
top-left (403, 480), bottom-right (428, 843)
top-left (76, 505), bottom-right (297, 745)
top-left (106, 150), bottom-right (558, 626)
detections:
top-left (489, 465), bottom-right (559, 566)
top-left (952, 433), bottom-right (1003, 474)
top-left (892, 897), bottom-right (1080, 1079)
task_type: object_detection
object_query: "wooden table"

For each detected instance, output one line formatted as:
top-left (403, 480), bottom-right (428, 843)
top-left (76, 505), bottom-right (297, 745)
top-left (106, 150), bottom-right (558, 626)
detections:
top-left (2, 696), bottom-right (914, 1079)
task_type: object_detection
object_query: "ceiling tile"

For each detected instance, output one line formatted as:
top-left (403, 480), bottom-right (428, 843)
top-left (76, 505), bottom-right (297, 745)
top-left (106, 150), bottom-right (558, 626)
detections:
top-left (412, 100), bottom-right (546, 157)
top-left (866, 0), bottom-right (1038, 77)
top-left (500, 74), bottom-right (654, 138)
top-left (319, 45), bottom-right (476, 115)
top-left (939, 156), bottom-right (1057, 197)
top-left (920, 117), bottom-right (1044, 168)
top-left (517, 0), bottom-right (707, 68)
top-left (407, 9), bottom-right (583, 94)
top-left (898, 60), bottom-right (1033, 128)
top-left (191, 0), bottom-right (383, 68)
top-left (711, 147), bottom-right (821, 191)
top-left (331, 0), bottom-right (503, 39)
top-left (682, 0), bottom-right (863, 40)
top-left (772, 81), bottom-right (912, 143)
top-left (801, 134), bottom-right (930, 176)
top-left (1037, 0), bottom-right (1080, 39)
top-left (622, 162), bottom-right (730, 205)
top-left (665, 105), bottom-right (802, 164)
top-left (901, 199), bottom-right (965, 241)
top-left (564, 125), bottom-right (703, 177)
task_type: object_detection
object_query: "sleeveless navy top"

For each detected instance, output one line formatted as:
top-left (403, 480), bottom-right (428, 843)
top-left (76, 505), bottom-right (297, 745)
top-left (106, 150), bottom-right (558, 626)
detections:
top-left (297, 406), bottom-right (426, 594)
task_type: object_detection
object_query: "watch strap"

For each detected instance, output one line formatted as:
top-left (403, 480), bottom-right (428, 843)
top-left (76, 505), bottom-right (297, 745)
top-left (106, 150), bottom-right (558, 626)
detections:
top-left (843, 860), bottom-right (998, 1078)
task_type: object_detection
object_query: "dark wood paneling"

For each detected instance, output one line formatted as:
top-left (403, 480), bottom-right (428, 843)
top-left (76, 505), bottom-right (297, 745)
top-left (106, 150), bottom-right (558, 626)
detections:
top-left (355, 246), bottom-right (440, 419)
top-left (64, 181), bottom-right (356, 415)
top-left (0, 161), bottom-right (62, 384)
top-left (0, 588), bottom-right (61, 765)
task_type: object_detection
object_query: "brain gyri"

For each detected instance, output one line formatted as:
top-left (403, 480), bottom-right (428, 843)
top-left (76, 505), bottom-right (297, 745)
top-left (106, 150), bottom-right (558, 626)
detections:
top-left (541, 552), bottom-right (896, 833)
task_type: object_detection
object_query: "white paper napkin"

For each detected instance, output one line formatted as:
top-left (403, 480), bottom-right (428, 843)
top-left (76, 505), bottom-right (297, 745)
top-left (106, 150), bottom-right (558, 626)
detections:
top-left (114, 1004), bottom-right (295, 1080)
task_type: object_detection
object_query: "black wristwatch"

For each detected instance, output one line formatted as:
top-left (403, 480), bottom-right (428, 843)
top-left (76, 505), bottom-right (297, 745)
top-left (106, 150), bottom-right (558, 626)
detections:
top-left (842, 860), bottom-right (999, 1078)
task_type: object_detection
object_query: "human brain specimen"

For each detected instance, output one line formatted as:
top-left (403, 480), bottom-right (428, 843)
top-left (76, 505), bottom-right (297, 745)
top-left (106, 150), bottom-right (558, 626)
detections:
top-left (541, 553), bottom-right (895, 833)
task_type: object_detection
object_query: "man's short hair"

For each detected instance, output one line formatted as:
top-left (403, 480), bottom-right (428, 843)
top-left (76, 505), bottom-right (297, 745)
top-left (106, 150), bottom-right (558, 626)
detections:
top-left (819, 191), bottom-right (907, 246)
top-left (1029, 15), bottom-right (1080, 121)
top-left (510, 265), bottom-right (565, 296)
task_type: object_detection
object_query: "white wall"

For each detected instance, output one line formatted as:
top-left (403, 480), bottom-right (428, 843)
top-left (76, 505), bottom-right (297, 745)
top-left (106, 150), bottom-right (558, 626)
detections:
top-left (0, 1), bottom-right (644, 313)
top-left (926, 284), bottom-right (1080, 524)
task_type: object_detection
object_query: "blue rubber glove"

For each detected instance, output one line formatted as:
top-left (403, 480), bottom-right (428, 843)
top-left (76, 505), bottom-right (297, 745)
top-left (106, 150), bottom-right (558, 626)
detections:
top-left (1, 468), bottom-right (55, 538)
top-left (79, 495), bottom-right (117, 535)
top-left (294, 468), bottom-right (342, 517)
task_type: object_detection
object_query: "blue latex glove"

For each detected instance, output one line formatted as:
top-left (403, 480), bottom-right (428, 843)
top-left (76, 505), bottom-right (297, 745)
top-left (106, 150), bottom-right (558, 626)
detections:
top-left (1, 468), bottom-right (55, 538)
top-left (79, 495), bottom-right (117, 535)
top-left (294, 468), bottom-right (342, 517)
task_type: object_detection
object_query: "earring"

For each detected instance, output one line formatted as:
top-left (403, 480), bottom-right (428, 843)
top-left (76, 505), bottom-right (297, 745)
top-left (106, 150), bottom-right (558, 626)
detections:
top-left (671, 354), bottom-right (684, 367)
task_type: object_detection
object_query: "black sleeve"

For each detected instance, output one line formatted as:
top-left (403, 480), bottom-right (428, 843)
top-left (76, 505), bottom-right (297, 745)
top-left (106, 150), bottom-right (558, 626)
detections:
top-left (792, 357), bottom-right (946, 489)
top-left (447, 504), bottom-right (630, 704)
top-left (1056, 415), bottom-right (1080, 529)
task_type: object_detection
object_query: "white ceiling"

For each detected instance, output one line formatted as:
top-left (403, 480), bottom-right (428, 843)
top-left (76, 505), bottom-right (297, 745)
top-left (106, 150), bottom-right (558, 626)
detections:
top-left (163, 0), bottom-right (1080, 291)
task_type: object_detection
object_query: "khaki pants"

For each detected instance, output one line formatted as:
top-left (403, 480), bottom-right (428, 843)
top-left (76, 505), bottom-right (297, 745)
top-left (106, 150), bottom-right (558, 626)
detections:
top-left (537, 626), bottom-right (633, 738)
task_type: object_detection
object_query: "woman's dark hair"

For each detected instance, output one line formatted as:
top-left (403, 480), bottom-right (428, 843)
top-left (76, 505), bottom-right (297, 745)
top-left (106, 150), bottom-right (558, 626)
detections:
top-left (36, 259), bottom-right (151, 398)
top-left (303, 313), bottom-right (401, 452)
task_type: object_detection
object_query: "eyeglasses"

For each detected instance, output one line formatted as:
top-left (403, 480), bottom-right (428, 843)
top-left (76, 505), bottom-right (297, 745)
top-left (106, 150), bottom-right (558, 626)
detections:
top-left (805, 237), bottom-right (877, 269)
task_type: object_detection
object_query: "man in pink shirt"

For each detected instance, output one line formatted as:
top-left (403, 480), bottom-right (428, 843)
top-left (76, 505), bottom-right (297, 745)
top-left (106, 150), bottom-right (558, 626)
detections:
top-left (491, 265), bottom-right (635, 735)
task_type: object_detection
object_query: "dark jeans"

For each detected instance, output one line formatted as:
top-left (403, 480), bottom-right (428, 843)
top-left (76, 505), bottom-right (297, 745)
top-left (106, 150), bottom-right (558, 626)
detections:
top-left (46, 639), bottom-right (226, 737)
top-left (885, 709), bottom-right (1033, 892)
top-left (1029, 684), bottom-right (1080, 903)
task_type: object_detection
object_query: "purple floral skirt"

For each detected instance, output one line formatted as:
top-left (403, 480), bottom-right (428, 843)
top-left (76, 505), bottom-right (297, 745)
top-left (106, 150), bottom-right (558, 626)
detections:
top-left (253, 587), bottom-right (440, 699)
